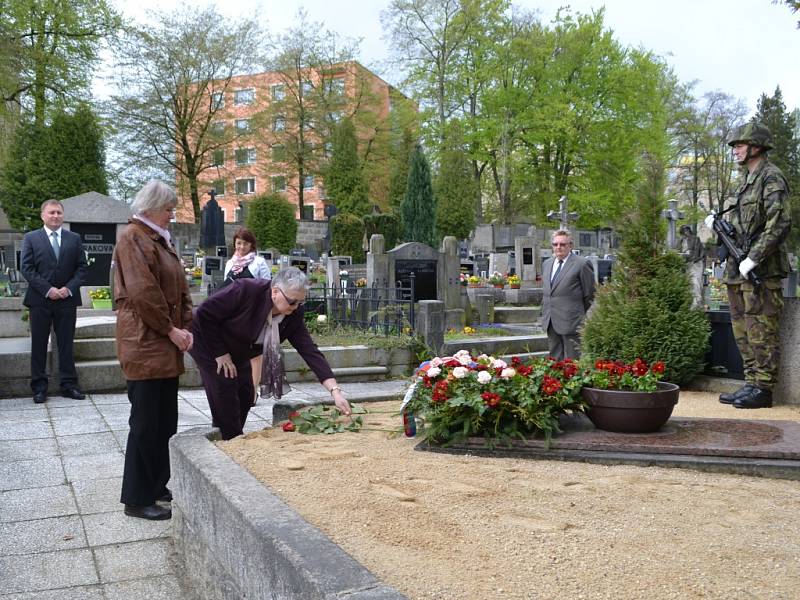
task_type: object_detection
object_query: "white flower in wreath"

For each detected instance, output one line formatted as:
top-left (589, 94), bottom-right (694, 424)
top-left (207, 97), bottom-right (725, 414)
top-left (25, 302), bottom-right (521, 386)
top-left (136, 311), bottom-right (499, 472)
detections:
top-left (491, 358), bottom-right (507, 370)
top-left (452, 366), bottom-right (468, 379)
top-left (500, 367), bottom-right (516, 379)
top-left (430, 357), bottom-right (443, 368)
top-left (477, 371), bottom-right (492, 385)
top-left (427, 366), bottom-right (441, 377)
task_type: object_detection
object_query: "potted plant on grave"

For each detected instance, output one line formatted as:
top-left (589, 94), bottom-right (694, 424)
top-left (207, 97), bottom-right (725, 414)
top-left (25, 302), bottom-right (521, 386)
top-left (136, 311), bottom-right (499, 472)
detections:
top-left (507, 274), bottom-right (521, 289)
top-left (488, 271), bottom-right (506, 288)
top-left (403, 350), bottom-right (588, 446)
top-left (88, 287), bottom-right (112, 309)
top-left (466, 275), bottom-right (483, 288)
top-left (580, 155), bottom-right (709, 432)
top-left (580, 358), bottom-right (677, 433)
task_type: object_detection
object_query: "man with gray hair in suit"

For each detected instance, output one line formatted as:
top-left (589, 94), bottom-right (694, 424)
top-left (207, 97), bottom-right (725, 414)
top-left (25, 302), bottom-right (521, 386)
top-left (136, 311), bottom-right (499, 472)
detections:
top-left (541, 229), bottom-right (596, 360)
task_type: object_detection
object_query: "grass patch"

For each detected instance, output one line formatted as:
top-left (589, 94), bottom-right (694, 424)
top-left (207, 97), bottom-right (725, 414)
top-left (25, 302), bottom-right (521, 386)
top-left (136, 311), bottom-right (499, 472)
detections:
top-left (445, 327), bottom-right (511, 340)
top-left (286, 326), bottom-right (418, 351)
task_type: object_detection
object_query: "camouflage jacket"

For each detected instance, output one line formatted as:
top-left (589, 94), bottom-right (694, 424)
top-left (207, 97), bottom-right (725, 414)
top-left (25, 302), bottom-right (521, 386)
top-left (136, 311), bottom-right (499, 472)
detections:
top-left (723, 159), bottom-right (791, 284)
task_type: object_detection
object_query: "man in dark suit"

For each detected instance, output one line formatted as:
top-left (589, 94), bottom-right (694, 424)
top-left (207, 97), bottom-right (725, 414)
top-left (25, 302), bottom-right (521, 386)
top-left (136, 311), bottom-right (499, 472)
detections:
top-left (20, 199), bottom-right (87, 403)
top-left (541, 229), bottom-right (596, 360)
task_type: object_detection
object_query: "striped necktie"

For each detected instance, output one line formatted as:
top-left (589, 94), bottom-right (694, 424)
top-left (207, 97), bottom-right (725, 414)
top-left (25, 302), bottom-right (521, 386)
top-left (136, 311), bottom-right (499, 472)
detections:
top-left (551, 259), bottom-right (562, 283)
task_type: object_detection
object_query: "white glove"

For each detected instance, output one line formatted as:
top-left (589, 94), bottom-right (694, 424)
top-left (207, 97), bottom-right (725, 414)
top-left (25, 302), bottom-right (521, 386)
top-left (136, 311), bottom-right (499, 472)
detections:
top-left (739, 257), bottom-right (757, 278)
top-left (704, 214), bottom-right (716, 229)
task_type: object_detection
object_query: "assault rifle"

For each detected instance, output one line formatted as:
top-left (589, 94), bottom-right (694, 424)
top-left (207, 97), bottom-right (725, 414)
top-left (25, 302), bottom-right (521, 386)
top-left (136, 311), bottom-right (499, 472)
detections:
top-left (710, 215), bottom-right (762, 287)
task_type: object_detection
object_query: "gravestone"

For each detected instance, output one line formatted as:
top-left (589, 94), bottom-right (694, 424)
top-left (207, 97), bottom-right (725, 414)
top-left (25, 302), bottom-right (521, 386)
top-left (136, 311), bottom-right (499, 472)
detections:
top-left (388, 242), bottom-right (440, 303)
top-left (201, 256), bottom-right (224, 293)
top-left (460, 260), bottom-right (475, 276)
top-left (515, 235), bottom-right (538, 283)
top-left (547, 195), bottom-right (579, 230)
top-left (440, 236), bottom-right (461, 311)
top-left (200, 191), bottom-right (226, 254)
top-left (216, 245), bottom-right (228, 258)
top-left (289, 256), bottom-right (310, 273)
top-left (366, 235), bottom-right (389, 293)
top-left (62, 191), bottom-right (131, 287)
top-left (661, 199), bottom-right (684, 250)
top-left (473, 255), bottom-right (489, 279)
top-left (489, 252), bottom-right (510, 277)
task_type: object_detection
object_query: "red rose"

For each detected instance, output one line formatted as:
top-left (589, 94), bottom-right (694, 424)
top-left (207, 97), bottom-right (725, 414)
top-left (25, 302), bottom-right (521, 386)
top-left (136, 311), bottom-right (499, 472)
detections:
top-left (481, 392), bottom-right (501, 408)
top-left (541, 375), bottom-right (562, 395)
top-left (651, 361), bottom-right (665, 374)
top-left (282, 422), bottom-right (295, 432)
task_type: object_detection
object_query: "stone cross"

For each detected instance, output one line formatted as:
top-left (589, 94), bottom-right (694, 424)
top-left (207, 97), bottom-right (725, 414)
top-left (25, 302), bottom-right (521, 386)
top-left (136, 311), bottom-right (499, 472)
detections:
top-left (661, 199), bottom-right (685, 249)
top-left (547, 195), bottom-right (579, 230)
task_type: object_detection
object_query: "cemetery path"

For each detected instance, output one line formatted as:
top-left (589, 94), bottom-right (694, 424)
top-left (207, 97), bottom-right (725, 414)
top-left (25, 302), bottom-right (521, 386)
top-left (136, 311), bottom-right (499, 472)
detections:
top-left (222, 393), bottom-right (800, 600)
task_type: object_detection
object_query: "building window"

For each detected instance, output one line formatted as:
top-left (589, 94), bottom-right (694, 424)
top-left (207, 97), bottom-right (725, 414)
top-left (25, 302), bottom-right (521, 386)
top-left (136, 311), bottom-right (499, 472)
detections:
top-left (235, 147), bottom-right (256, 165)
top-left (235, 119), bottom-right (251, 132)
top-left (234, 88), bottom-right (255, 105)
top-left (302, 175), bottom-right (314, 190)
top-left (235, 178), bottom-right (256, 195)
top-left (271, 144), bottom-right (286, 162)
top-left (272, 116), bottom-right (285, 132)
top-left (271, 84), bottom-right (285, 101)
top-left (213, 180), bottom-right (226, 196)
top-left (211, 92), bottom-right (224, 109)
top-left (301, 80), bottom-right (313, 95)
top-left (212, 149), bottom-right (224, 167)
top-left (272, 176), bottom-right (286, 193)
top-left (326, 78), bottom-right (345, 96)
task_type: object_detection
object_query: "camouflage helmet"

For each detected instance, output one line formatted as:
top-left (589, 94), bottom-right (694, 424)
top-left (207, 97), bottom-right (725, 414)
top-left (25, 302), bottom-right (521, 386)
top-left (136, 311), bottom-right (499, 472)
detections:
top-left (727, 122), bottom-right (773, 151)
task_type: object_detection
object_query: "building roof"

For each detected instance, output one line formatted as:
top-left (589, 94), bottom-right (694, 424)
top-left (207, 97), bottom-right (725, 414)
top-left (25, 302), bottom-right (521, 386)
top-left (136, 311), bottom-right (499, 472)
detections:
top-left (62, 191), bottom-right (131, 224)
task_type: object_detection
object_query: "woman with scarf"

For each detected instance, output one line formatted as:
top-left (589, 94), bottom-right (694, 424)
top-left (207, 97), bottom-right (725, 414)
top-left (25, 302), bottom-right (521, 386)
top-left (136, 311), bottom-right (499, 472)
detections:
top-left (189, 267), bottom-right (351, 440)
top-left (221, 227), bottom-right (271, 286)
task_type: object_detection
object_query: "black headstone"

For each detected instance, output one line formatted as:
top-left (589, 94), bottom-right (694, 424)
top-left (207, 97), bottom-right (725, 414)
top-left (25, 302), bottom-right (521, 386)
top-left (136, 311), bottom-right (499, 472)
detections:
top-left (395, 259), bottom-right (437, 302)
top-left (200, 192), bottom-right (226, 249)
top-left (70, 223), bottom-right (117, 286)
top-left (204, 257), bottom-right (222, 275)
top-left (216, 245), bottom-right (228, 258)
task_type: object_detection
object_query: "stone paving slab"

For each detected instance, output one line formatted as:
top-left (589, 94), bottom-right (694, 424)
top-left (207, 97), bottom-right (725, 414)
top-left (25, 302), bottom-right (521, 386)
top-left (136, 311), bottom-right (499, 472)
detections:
top-left (103, 575), bottom-right (185, 600)
top-left (63, 452), bottom-right (125, 481)
top-left (94, 539), bottom-right (175, 583)
top-left (56, 431), bottom-right (121, 457)
top-left (0, 457), bottom-right (64, 490)
top-left (71, 477), bottom-right (124, 515)
top-left (82, 510), bottom-right (172, 547)
top-left (0, 548), bottom-right (99, 594)
top-left (0, 586), bottom-right (106, 600)
top-left (0, 438), bottom-right (59, 462)
top-left (418, 414), bottom-right (800, 480)
top-left (0, 420), bottom-right (52, 441)
top-left (0, 484), bottom-right (77, 522)
top-left (0, 515), bottom-right (87, 555)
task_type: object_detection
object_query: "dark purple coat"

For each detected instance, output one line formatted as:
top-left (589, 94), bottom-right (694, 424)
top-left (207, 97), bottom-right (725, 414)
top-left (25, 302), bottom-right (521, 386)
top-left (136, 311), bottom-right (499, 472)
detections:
top-left (189, 278), bottom-right (334, 382)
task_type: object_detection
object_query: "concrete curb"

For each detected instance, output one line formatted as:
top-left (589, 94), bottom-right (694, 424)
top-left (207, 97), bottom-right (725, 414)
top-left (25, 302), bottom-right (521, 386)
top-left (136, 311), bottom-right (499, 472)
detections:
top-left (169, 428), bottom-right (407, 600)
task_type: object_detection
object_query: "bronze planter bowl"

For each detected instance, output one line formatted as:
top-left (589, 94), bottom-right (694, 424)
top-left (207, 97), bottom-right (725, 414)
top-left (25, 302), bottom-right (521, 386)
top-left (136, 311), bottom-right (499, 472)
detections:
top-left (581, 382), bottom-right (680, 433)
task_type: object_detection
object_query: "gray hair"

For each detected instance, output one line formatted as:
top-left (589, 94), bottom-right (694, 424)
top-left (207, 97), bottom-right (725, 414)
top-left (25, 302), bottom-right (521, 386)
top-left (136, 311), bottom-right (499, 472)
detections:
top-left (551, 229), bottom-right (574, 244)
top-left (272, 267), bottom-right (309, 293)
top-left (130, 180), bottom-right (177, 216)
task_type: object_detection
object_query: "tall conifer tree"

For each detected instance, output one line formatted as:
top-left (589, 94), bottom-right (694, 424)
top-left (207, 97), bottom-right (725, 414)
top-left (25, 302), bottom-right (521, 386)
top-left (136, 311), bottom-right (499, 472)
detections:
top-left (401, 144), bottom-right (436, 246)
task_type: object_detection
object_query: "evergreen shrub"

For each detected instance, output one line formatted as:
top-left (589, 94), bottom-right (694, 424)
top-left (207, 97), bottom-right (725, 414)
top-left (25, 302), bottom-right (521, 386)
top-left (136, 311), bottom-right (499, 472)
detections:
top-left (363, 213), bottom-right (400, 250)
top-left (330, 213), bottom-right (365, 262)
top-left (581, 252), bottom-right (709, 384)
top-left (246, 193), bottom-right (297, 253)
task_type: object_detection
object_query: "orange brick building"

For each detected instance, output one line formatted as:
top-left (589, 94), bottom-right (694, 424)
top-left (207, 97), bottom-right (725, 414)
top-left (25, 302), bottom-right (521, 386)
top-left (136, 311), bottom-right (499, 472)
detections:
top-left (175, 61), bottom-right (406, 223)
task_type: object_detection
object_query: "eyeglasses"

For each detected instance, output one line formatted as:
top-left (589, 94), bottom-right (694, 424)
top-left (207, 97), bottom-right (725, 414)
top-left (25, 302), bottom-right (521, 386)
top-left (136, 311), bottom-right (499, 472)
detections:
top-left (552, 242), bottom-right (570, 247)
top-left (277, 287), bottom-right (304, 307)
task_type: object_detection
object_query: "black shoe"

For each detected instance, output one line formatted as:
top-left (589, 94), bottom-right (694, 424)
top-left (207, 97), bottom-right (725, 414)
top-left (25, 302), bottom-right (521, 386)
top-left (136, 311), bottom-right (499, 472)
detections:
top-left (733, 387), bottom-right (773, 409)
top-left (719, 384), bottom-right (753, 405)
top-left (124, 504), bottom-right (172, 520)
top-left (33, 392), bottom-right (47, 404)
top-left (61, 388), bottom-right (86, 400)
top-left (157, 489), bottom-right (172, 502)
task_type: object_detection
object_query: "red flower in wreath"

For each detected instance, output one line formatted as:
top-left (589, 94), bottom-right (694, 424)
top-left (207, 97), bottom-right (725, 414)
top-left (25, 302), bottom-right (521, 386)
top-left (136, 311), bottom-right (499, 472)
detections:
top-left (432, 379), bottom-right (450, 403)
top-left (481, 391), bottom-right (501, 408)
top-left (541, 375), bottom-right (562, 395)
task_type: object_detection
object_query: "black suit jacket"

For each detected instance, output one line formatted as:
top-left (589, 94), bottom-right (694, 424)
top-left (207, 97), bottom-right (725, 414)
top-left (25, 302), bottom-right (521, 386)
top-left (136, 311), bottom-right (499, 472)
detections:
top-left (20, 228), bottom-right (87, 308)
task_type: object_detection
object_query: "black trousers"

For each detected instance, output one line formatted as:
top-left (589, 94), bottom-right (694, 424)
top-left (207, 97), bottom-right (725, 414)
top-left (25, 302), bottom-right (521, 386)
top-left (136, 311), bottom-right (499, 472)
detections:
top-left (29, 304), bottom-right (78, 393)
top-left (193, 352), bottom-right (254, 441)
top-left (120, 377), bottom-right (178, 506)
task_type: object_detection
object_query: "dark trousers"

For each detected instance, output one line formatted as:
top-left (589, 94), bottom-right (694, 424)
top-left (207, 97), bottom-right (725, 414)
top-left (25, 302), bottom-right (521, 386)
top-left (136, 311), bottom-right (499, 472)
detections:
top-left (547, 324), bottom-right (581, 361)
top-left (29, 304), bottom-right (78, 393)
top-left (121, 377), bottom-right (178, 506)
top-left (193, 352), bottom-right (254, 440)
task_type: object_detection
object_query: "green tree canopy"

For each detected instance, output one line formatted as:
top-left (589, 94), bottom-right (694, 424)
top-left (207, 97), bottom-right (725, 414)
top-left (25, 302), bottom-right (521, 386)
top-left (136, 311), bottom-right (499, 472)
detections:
top-left (434, 124), bottom-right (477, 240)
top-left (0, 104), bottom-right (108, 231)
top-left (401, 144), bottom-right (436, 246)
top-left (324, 118), bottom-right (370, 215)
top-left (245, 192), bottom-right (297, 253)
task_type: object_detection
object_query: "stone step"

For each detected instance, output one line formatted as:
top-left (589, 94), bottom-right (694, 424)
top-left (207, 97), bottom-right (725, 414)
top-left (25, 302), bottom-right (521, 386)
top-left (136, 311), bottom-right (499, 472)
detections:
top-left (74, 337), bottom-right (117, 361)
top-left (493, 306), bottom-right (541, 324)
top-left (75, 316), bottom-right (117, 339)
top-left (443, 334), bottom-right (549, 357)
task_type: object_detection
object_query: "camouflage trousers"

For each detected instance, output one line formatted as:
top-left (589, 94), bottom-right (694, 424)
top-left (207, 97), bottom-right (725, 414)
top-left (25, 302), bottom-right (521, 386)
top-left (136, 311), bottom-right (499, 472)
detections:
top-left (727, 279), bottom-right (783, 390)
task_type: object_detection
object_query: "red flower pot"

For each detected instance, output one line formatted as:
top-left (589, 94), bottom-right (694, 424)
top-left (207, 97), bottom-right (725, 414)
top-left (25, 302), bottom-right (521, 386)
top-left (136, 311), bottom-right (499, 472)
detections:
top-left (581, 382), bottom-right (679, 433)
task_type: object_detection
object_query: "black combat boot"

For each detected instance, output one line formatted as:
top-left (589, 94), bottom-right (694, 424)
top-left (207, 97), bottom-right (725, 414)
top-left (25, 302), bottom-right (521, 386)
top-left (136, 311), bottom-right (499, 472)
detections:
top-left (719, 384), bottom-right (753, 405)
top-left (732, 386), bottom-right (773, 409)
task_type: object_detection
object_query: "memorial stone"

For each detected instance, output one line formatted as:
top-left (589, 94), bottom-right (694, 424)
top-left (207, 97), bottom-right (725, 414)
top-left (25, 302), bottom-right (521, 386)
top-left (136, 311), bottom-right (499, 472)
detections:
top-left (441, 236), bottom-right (461, 310)
top-left (366, 235), bottom-right (389, 293)
top-left (388, 242), bottom-right (440, 303)
top-left (515, 235), bottom-right (538, 283)
top-left (62, 191), bottom-right (131, 287)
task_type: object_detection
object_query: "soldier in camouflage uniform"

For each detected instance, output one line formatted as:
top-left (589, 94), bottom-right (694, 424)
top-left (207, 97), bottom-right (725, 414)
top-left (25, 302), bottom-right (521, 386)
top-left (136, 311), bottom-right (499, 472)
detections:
top-left (710, 123), bottom-right (791, 409)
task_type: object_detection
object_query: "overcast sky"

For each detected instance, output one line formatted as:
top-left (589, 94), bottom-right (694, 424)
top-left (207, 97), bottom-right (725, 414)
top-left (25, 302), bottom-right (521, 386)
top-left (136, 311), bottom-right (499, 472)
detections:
top-left (106, 0), bottom-right (800, 116)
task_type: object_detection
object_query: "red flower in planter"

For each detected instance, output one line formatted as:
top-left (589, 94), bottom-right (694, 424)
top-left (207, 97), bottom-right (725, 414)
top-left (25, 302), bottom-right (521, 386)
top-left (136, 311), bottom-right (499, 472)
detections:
top-left (541, 376), bottom-right (562, 395)
top-left (631, 358), bottom-right (648, 377)
top-left (651, 361), bottom-right (665, 374)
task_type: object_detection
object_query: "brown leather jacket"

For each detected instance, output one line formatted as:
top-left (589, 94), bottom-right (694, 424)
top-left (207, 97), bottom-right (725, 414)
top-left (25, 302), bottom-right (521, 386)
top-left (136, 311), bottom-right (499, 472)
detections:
top-left (112, 219), bottom-right (192, 380)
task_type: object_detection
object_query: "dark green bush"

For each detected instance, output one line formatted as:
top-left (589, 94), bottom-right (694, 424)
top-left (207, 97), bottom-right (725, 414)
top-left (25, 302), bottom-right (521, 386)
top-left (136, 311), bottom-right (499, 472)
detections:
top-left (363, 213), bottom-right (401, 250)
top-left (582, 252), bottom-right (710, 384)
top-left (330, 213), bottom-right (365, 262)
top-left (245, 193), bottom-right (297, 253)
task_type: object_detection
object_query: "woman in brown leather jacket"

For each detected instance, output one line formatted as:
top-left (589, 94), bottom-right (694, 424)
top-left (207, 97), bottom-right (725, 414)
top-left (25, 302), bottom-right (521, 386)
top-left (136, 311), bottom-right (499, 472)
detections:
top-left (112, 180), bottom-right (193, 521)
